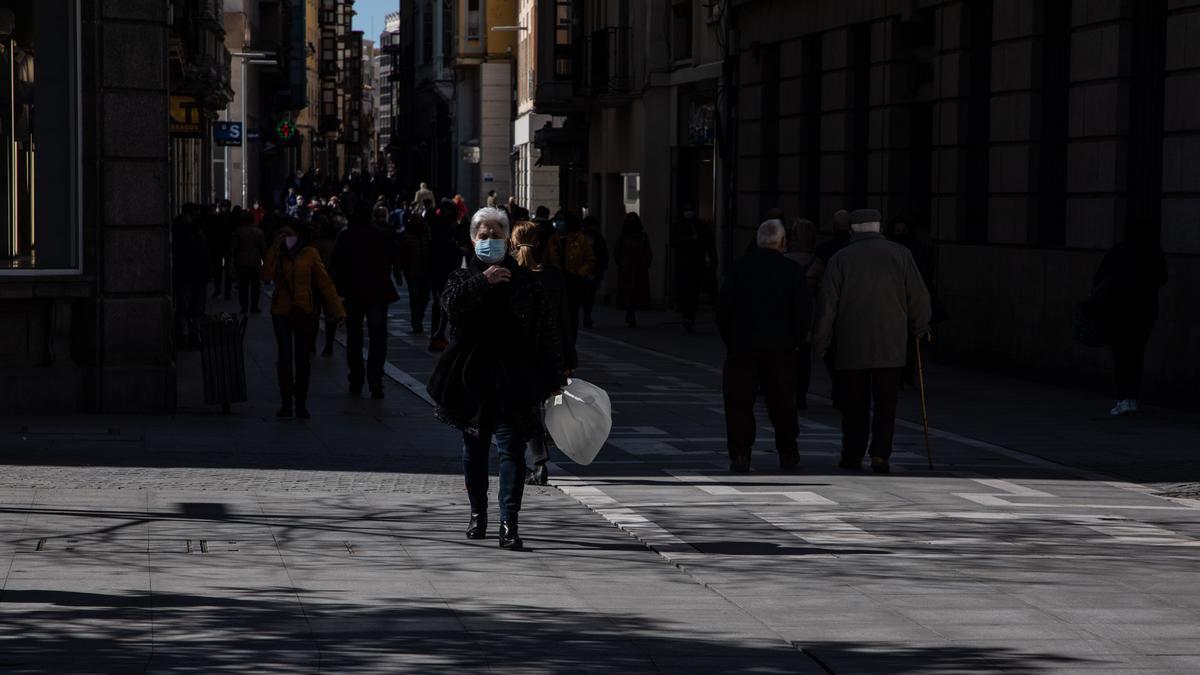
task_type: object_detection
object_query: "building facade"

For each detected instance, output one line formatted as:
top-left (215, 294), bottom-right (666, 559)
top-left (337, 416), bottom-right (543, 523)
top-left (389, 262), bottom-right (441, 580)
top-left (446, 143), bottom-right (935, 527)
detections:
top-left (1, 2), bottom-right (199, 411)
top-left (725, 0), bottom-right (1198, 403)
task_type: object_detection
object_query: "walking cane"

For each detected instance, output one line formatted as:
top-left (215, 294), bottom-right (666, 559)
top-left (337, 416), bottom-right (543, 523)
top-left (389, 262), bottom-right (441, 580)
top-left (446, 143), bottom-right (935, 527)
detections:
top-left (915, 335), bottom-right (934, 470)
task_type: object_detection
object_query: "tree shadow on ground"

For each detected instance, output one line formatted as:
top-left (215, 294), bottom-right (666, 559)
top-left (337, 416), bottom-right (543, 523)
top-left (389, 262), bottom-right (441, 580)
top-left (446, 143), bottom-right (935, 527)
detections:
top-left (0, 588), bottom-right (1100, 674)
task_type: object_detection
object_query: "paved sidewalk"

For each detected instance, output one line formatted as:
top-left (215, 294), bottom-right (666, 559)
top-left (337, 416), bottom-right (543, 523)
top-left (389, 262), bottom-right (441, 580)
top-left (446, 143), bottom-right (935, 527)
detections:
top-left (0, 298), bottom-right (818, 674)
top-left (374, 294), bottom-right (1200, 673)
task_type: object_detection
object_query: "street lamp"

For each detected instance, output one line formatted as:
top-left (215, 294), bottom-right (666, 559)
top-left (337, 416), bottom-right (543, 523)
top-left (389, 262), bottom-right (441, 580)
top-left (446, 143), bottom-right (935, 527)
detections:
top-left (231, 52), bottom-right (278, 208)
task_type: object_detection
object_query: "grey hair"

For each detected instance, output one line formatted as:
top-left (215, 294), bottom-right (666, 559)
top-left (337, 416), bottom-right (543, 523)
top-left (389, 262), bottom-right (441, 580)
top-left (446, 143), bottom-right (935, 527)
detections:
top-left (470, 207), bottom-right (510, 240)
top-left (757, 219), bottom-right (787, 248)
top-left (850, 221), bottom-right (882, 234)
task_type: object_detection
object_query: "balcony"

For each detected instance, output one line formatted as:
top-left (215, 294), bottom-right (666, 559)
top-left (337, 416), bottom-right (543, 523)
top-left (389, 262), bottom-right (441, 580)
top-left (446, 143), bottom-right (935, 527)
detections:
top-left (585, 26), bottom-right (632, 98)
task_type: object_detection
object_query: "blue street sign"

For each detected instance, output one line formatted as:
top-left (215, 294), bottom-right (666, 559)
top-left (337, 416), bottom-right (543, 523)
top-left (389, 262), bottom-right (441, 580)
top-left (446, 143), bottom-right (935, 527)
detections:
top-left (213, 122), bottom-right (244, 146)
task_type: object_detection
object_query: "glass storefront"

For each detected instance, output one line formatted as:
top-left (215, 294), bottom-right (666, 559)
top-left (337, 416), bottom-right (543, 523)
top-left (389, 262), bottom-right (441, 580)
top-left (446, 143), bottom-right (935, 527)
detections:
top-left (1, 2), bottom-right (78, 272)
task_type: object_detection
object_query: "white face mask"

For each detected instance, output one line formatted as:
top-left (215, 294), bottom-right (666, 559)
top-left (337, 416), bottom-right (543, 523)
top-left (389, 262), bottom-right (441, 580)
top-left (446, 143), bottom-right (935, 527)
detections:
top-left (474, 238), bottom-right (507, 264)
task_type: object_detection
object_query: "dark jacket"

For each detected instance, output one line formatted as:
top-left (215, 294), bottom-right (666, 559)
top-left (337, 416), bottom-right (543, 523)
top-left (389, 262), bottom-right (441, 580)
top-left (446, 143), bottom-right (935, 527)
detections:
top-left (670, 217), bottom-right (718, 280)
top-left (614, 230), bottom-right (653, 310)
top-left (812, 232), bottom-right (932, 370)
top-left (716, 247), bottom-right (812, 354)
top-left (397, 218), bottom-right (433, 279)
top-left (1093, 241), bottom-right (1168, 326)
top-left (586, 228), bottom-right (610, 280)
top-left (230, 224), bottom-right (267, 269)
top-left (428, 255), bottom-right (566, 430)
top-left (172, 219), bottom-right (210, 285)
top-left (534, 264), bottom-right (578, 370)
top-left (331, 223), bottom-right (401, 306)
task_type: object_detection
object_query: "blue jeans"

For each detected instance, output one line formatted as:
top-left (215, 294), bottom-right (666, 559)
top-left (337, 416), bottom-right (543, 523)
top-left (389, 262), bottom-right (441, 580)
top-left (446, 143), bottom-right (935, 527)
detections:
top-left (463, 421), bottom-right (527, 521)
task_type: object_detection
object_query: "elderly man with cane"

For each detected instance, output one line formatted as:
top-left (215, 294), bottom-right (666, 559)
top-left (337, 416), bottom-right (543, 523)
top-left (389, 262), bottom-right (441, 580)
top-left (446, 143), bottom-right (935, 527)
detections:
top-left (813, 209), bottom-right (932, 473)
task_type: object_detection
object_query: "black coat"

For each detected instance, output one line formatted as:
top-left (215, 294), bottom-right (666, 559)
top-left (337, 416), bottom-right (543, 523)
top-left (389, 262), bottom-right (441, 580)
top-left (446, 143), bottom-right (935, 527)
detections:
top-left (428, 255), bottom-right (566, 430)
top-left (716, 247), bottom-right (812, 354)
top-left (331, 223), bottom-right (401, 307)
top-left (1093, 242), bottom-right (1168, 332)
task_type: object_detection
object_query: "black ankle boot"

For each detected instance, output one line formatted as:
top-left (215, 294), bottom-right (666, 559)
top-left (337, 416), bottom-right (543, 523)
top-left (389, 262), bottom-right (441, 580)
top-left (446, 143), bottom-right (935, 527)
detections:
top-left (466, 513), bottom-right (487, 540)
top-left (499, 519), bottom-right (522, 550)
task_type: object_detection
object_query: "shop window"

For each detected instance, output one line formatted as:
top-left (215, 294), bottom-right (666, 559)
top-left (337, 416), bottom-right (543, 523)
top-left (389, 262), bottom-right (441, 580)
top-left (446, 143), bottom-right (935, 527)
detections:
top-left (2, 2), bottom-right (80, 273)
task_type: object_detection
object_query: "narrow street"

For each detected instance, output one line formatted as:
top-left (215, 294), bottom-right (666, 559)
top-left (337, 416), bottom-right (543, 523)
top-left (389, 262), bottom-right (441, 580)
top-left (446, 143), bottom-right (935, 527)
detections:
top-left (6, 290), bottom-right (1194, 672)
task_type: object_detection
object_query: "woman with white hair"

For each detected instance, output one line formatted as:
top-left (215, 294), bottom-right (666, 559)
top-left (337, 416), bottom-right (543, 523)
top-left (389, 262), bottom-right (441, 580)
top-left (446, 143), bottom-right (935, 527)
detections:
top-left (427, 207), bottom-right (567, 550)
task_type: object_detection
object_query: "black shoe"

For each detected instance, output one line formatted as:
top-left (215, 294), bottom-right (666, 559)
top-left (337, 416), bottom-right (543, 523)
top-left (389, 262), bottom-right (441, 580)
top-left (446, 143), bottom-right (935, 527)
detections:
top-left (349, 386), bottom-right (362, 397)
top-left (371, 388), bottom-right (384, 400)
top-left (410, 325), bottom-right (424, 335)
top-left (526, 463), bottom-right (548, 486)
top-left (837, 457), bottom-right (862, 471)
top-left (466, 513), bottom-right (487, 540)
top-left (499, 520), bottom-right (523, 550)
top-left (276, 404), bottom-right (293, 418)
top-left (871, 457), bottom-right (891, 474)
top-left (321, 346), bottom-right (334, 357)
top-left (729, 455), bottom-right (751, 473)
top-left (779, 454), bottom-right (801, 473)
top-left (295, 406), bottom-right (311, 420)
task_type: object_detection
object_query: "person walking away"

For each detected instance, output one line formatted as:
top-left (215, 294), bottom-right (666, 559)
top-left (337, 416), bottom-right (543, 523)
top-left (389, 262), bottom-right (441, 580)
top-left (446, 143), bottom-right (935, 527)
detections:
top-left (311, 215), bottom-right (342, 355)
top-left (398, 209), bottom-right (433, 334)
top-left (262, 220), bottom-right (346, 419)
top-left (581, 215), bottom-right (609, 328)
top-left (453, 194), bottom-right (468, 222)
top-left (670, 203), bottom-right (718, 332)
top-left (546, 212), bottom-right (596, 345)
top-left (172, 206), bottom-right (210, 350)
top-left (230, 210), bottom-right (267, 314)
top-left (332, 203), bottom-right (403, 398)
top-left (717, 220), bottom-right (811, 473)
top-left (613, 212), bottom-right (653, 328)
top-left (814, 208), bottom-right (852, 406)
top-left (1093, 232), bottom-right (1168, 416)
top-left (812, 209), bottom-right (931, 473)
top-left (427, 199), bottom-right (465, 351)
top-left (204, 200), bottom-right (235, 299)
top-left (414, 181), bottom-right (435, 208)
top-left (784, 218), bottom-right (822, 410)
top-left (511, 220), bottom-right (578, 485)
top-left (486, 190), bottom-right (498, 207)
top-left (427, 208), bottom-right (566, 549)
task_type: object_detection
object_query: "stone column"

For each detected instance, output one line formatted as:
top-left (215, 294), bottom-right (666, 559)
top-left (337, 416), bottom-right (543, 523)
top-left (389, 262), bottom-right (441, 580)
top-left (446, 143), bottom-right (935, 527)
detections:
top-left (98, 2), bottom-right (174, 412)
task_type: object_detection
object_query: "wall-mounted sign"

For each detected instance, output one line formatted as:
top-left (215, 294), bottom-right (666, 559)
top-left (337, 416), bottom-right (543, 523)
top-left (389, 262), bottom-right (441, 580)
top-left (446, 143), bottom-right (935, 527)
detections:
top-left (169, 96), bottom-right (203, 137)
top-left (275, 120), bottom-right (299, 140)
top-left (213, 122), bottom-right (243, 146)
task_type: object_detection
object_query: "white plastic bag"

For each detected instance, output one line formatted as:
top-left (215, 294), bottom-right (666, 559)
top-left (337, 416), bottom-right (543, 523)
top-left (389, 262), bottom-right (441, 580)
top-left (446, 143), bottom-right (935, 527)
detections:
top-left (544, 378), bottom-right (612, 466)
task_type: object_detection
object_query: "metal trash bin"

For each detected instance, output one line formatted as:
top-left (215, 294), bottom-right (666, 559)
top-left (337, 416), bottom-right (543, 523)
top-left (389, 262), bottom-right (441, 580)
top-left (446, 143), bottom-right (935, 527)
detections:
top-left (198, 313), bottom-right (248, 413)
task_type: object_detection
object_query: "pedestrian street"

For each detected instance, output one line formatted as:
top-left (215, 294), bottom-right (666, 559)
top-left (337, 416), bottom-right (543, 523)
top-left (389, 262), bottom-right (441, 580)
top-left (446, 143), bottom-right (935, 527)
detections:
top-left (361, 295), bottom-right (1200, 672)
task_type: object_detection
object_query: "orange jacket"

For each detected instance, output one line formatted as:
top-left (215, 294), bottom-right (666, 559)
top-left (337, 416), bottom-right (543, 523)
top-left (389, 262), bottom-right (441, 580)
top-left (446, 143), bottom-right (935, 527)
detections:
top-left (262, 243), bottom-right (346, 318)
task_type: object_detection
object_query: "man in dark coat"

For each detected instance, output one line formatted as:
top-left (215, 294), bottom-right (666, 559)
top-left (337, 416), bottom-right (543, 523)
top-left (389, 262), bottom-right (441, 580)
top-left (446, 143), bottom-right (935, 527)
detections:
top-left (670, 203), bottom-right (719, 333)
top-left (813, 209), bottom-right (932, 473)
top-left (331, 202), bottom-right (402, 398)
top-left (717, 219), bottom-right (812, 473)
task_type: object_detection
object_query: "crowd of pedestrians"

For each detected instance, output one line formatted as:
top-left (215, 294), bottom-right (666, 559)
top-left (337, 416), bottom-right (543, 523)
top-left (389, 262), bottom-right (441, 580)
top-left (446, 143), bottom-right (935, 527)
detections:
top-left (173, 169), bottom-right (1169, 548)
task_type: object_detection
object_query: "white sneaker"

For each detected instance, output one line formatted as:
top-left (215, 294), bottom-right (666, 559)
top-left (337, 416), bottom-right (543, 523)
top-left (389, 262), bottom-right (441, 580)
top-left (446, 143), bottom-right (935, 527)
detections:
top-left (1109, 399), bottom-right (1134, 416)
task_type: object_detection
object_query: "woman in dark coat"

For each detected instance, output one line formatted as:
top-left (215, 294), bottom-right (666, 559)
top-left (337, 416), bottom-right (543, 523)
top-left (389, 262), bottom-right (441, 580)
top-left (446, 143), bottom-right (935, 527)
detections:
top-left (510, 220), bottom-right (577, 486)
top-left (1093, 233), bottom-right (1168, 416)
top-left (613, 212), bottom-right (654, 327)
top-left (428, 208), bottom-right (566, 550)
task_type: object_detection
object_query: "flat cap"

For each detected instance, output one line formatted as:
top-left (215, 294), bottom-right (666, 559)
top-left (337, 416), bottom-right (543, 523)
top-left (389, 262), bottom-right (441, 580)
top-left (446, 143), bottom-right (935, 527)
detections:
top-left (849, 209), bottom-right (881, 225)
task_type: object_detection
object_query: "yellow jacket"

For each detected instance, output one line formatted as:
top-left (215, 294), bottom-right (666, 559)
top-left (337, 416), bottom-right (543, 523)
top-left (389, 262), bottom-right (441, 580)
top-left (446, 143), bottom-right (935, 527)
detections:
top-left (547, 232), bottom-right (597, 279)
top-left (262, 243), bottom-right (346, 318)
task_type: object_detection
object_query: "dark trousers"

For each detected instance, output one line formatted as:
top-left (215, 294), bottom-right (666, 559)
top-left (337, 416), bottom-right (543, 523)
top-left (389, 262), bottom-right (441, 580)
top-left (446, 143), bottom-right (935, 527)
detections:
top-left (837, 368), bottom-right (903, 461)
top-left (235, 266), bottom-right (260, 313)
top-left (463, 420), bottom-right (527, 521)
top-left (581, 277), bottom-right (599, 323)
top-left (272, 314), bottom-right (317, 408)
top-left (565, 276), bottom-right (584, 342)
top-left (676, 278), bottom-right (700, 323)
top-left (211, 256), bottom-right (233, 298)
top-left (795, 343), bottom-right (812, 409)
top-left (345, 301), bottom-right (389, 391)
top-left (722, 348), bottom-right (799, 459)
top-left (1112, 325), bottom-right (1153, 399)
top-left (174, 283), bottom-right (207, 348)
top-left (404, 273), bottom-right (430, 331)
